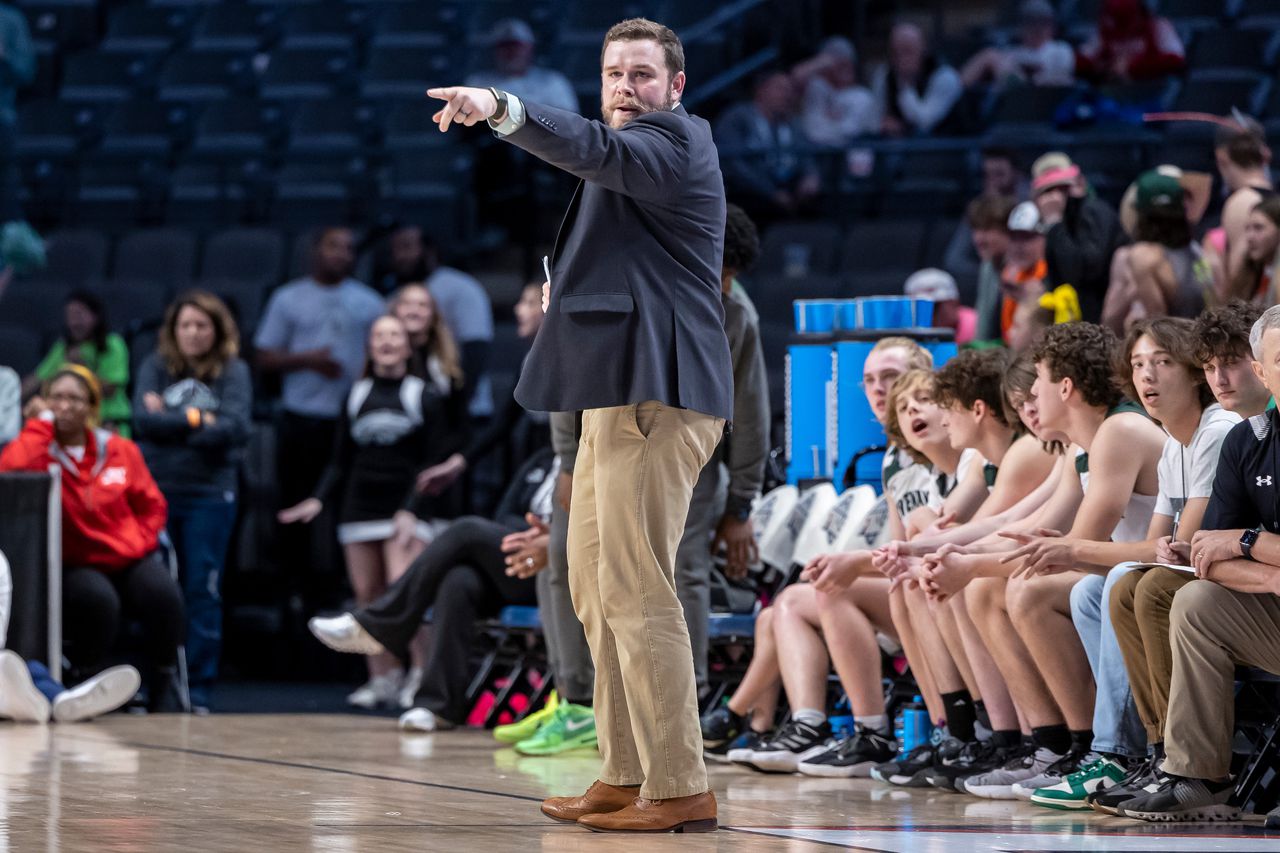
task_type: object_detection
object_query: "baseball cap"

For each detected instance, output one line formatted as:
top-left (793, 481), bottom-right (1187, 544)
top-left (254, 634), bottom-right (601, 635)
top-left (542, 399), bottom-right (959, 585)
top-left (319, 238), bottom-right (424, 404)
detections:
top-left (1134, 169), bottom-right (1184, 213)
top-left (1007, 201), bottom-right (1045, 234)
top-left (489, 18), bottom-right (535, 45)
top-left (904, 268), bottom-right (959, 301)
top-left (1031, 152), bottom-right (1081, 193)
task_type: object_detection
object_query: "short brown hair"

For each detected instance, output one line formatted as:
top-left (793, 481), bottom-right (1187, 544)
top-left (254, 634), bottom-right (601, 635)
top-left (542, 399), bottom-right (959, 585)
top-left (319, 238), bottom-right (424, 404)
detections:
top-left (1215, 117), bottom-right (1269, 170)
top-left (934, 348), bottom-right (1012, 427)
top-left (1002, 351), bottom-right (1064, 454)
top-left (870, 336), bottom-right (933, 371)
top-left (1116, 316), bottom-right (1214, 411)
top-left (1030, 322), bottom-right (1122, 409)
top-left (885, 369), bottom-right (935, 465)
top-left (967, 194), bottom-right (1016, 231)
top-left (158, 290), bottom-right (240, 382)
top-left (602, 18), bottom-right (684, 77)
top-left (1193, 299), bottom-right (1262, 365)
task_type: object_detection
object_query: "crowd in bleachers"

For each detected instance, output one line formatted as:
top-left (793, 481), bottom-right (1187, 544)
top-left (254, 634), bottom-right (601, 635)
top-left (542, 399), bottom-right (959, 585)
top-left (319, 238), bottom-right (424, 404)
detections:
top-left (1, 0), bottom-right (1280, 831)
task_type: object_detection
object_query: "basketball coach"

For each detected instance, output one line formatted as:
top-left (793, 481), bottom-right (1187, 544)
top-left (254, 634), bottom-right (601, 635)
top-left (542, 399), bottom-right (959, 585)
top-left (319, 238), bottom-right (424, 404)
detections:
top-left (427, 16), bottom-right (733, 834)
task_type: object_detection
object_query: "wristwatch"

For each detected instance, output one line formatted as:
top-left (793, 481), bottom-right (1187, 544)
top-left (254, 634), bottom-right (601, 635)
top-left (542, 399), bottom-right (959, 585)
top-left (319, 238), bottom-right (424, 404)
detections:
top-left (488, 87), bottom-right (509, 124)
top-left (1240, 527), bottom-right (1261, 560)
top-left (724, 497), bottom-right (753, 523)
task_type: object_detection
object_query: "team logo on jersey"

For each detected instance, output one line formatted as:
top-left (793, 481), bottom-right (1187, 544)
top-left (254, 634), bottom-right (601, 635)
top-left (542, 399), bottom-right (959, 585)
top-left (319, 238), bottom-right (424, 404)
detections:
top-left (100, 467), bottom-right (127, 486)
top-left (1258, 475), bottom-right (1273, 487)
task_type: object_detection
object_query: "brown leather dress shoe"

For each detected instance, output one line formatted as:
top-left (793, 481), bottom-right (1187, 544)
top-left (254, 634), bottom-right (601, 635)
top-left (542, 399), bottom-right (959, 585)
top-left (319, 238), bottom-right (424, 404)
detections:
top-left (541, 780), bottom-right (639, 823)
top-left (578, 791), bottom-right (717, 833)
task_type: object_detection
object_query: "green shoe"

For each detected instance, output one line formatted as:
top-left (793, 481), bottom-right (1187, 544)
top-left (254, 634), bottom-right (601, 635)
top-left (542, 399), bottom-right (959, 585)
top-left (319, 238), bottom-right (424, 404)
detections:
top-left (494, 691), bottom-right (559, 744)
top-left (515, 702), bottom-right (597, 755)
top-left (1030, 755), bottom-right (1129, 810)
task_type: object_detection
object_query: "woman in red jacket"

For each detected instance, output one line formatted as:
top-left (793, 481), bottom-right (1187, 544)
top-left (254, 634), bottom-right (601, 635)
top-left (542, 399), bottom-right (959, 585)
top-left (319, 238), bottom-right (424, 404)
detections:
top-left (0, 364), bottom-right (186, 712)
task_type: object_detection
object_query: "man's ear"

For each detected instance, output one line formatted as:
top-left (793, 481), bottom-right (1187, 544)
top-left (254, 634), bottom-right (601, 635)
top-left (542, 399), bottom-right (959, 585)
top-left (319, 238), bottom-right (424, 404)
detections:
top-left (670, 70), bottom-right (686, 101)
top-left (1252, 359), bottom-right (1266, 386)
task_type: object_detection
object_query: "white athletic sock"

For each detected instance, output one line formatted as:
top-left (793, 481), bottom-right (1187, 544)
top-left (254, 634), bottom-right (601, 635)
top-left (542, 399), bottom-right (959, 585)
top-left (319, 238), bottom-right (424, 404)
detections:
top-left (858, 714), bottom-right (889, 734)
top-left (793, 708), bottom-right (826, 727)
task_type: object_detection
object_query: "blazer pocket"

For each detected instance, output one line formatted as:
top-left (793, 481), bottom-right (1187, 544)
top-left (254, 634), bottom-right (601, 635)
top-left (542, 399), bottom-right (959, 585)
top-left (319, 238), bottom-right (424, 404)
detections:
top-left (559, 292), bottom-right (635, 314)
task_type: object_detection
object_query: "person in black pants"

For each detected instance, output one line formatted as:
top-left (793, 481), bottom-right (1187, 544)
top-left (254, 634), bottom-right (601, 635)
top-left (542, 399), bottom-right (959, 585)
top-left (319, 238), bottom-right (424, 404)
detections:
top-left (309, 447), bottom-right (559, 732)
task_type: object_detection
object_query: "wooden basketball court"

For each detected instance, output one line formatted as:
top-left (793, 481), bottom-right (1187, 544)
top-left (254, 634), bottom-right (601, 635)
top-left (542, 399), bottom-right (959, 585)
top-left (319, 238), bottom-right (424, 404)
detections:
top-left (3, 714), bottom-right (1279, 851)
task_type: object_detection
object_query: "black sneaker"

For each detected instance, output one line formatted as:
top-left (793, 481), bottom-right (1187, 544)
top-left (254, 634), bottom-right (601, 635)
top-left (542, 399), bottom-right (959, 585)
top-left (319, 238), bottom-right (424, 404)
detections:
top-left (711, 728), bottom-right (766, 764)
top-left (798, 726), bottom-right (898, 778)
top-left (1118, 775), bottom-right (1240, 823)
top-left (925, 738), bottom-right (1014, 791)
top-left (701, 706), bottom-right (744, 750)
top-left (1087, 754), bottom-right (1162, 815)
top-left (870, 742), bottom-right (937, 787)
top-left (1266, 802), bottom-right (1280, 829)
top-left (742, 717), bottom-right (833, 774)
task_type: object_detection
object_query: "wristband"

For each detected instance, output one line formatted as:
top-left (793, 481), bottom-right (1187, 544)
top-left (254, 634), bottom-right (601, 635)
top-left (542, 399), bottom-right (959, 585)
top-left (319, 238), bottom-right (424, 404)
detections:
top-left (186, 407), bottom-right (202, 429)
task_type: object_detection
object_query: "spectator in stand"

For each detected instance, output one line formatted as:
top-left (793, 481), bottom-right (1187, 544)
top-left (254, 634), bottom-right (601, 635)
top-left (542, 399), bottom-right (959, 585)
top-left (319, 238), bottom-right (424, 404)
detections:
top-left (463, 19), bottom-right (578, 113)
top-left (1103, 170), bottom-right (1214, 331)
top-left (415, 283), bottom-right (552, 502)
top-left (944, 148), bottom-right (1027, 295)
top-left (968, 194), bottom-right (1016, 343)
top-left (871, 23), bottom-right (963, 137)
top-left (374, 226), bottom-right (494, 419)
top-left (0, 365), bottom-right (185, 712)
top-left (1, 549), bottom-right (142, 723)
top-left (0, 363), bottom-right (17, 446)
top-left (307, 447), bottom-right (558, 733)
top-left (792, 36), bottom-right (877, 147)
top-left (255, 227), bottom-right (385, 609)
top-left (132, 291), bottom-right (252, 713)
top-left (961, 0), bottom-right (1075, 90)
top-left (1226, 195), bottom-right (1280, 305)
top-left (26, 290), bottom-right (131, 436)
top-left (715, 71), bottom-right (821, 223)
top-left (279, 315), bottom-right (465, 711)
top-left (1074, 0), bottom-right (1185, 85)
top-left (0, 3), bottom-right (33, 221)
top-left (1032, 152), bottom-right (1127, 324)
top-left (904, 268), bottom-right (975, 345)
top-left (1208, 117), bottom-right (1273, 294)
top-left (1003, 202), bottom-right (1069, 353)
top-left (387, 283), bottom-right (468, 408)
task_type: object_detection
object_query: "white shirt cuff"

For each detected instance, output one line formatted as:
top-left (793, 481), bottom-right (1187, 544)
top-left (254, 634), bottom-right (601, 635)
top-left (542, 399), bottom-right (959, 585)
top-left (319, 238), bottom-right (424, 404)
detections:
top-left (488, 92), bottom-right (526, 136)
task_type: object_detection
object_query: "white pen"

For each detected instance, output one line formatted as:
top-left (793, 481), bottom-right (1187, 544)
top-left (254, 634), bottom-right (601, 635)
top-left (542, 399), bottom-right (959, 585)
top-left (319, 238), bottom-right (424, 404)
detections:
top-left (542, 255), bottom-right (551, 286)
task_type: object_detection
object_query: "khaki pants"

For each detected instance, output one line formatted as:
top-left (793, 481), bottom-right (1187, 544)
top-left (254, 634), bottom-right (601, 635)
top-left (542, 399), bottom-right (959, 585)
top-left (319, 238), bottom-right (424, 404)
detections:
top-left (1109, 567), bottom-right (1193, 743)
top-left (1163, 580), bottom-right (1280, 779)
top-left (568, 402), bottom-right (724, 800)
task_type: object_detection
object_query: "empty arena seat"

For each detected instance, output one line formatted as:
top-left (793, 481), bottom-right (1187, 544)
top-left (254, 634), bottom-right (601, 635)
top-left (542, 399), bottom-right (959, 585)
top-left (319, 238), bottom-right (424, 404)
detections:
top-left (362, 45), bottom-right (449, 99)
top-left (112, 228), bottom-right (197, 288)
top-left (259, 47), bottom-right (355, 101)
top-left (61, 52), bottom-right (157, 101)
top-left (157, 50), bottom-right (256, 102)
top-left (197, 277), bottom-right (268, 333)
top-left (191, 100), bottom-right (288, 160)
top-left (43, 229), bottom-right (109, 286)
top-left (190, 4), bottom-right (281, 51)
top-left (285, 99), bottom-right (380, 158)
top-left (371, 5), bottom-right (455, 48)
top-left (0, 323), bottom-right (43, 374)
top-left (200, 228), bottom-right (285, 284)
top-left (99, 101), bottom-right (195, 158)
top-left (279, 3), bottom-right (370, 49)
top-left (840, 220), bottom-right (929, 275)
top-left (20, 0), bottom-right (99, 52)
top-left (15, 100), bottom-right (101, 158)
top-left (91, 279), bottom-right (171, 331)
top-left (99, 5), bottom-right (196, 53)
top-left (1186, 28), bottom-right (1277, 72)
top-left (755, 222), bottom-right (842, 278)
top-left (0, 279), bottom-right (71, 337)
top-left (987, 85), bottom-right (1076, 127)
top-left (1172, 71), bottom-right (1267, 114)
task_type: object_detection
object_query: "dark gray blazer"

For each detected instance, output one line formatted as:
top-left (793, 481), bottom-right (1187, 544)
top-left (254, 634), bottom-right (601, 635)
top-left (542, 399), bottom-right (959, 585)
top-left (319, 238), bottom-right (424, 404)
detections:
top-left (504, 100), bottom-right (734, 422)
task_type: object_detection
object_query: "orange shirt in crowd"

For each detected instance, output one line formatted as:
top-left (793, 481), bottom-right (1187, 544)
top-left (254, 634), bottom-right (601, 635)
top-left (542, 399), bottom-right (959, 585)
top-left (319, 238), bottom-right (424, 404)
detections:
top-left (1000, 259), bottom-right (1049, 344)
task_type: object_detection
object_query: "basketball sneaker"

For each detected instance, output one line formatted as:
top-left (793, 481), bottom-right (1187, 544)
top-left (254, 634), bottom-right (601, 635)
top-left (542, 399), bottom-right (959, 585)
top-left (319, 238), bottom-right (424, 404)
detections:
top-left (1030, 753), bottom-right (1131, 809)
top-left (701, 706), bottom-right (745, 751)
top-left (309, 613), bottom-right (387, 656)
top-left (494, 691), bottom-right (559, 744)
top-left (726, 729), bottom-right (773, 765)
top-left (515, 701), bottom-right (597, 755)
top-left (741, 717), bottom-right (832, 773)
top-left (797, 725), bottom-right (897, 778)
top-left (1117, 776), bottom-right (1239, 823)
top-left (1012, 746), bottom-right (1092, 799)
top-left (962, 746), bottom-right (1065, 800)
top-left (925, 738), bottom-right (1027, 792)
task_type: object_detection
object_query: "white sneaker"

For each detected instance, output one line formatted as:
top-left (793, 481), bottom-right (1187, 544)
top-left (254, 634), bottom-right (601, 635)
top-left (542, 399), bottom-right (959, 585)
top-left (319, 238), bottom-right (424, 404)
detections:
top-left (52, 665), bottom-right (141, 723)
top-left (398, 706), bottom-right (456, 733)
top-left (398, 667), bottom-right (423, 710)
top-left (346, 670), bottom-right (403, 710)
top-left (0, 650), bottom-right (51, 723)
top-left (309, 614), bottom-right (387, 656)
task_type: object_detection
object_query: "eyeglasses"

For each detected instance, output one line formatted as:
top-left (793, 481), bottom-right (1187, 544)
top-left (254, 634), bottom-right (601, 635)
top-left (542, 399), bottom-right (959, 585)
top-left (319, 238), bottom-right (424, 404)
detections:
top-left (48, 393), bottom-right (89, 407)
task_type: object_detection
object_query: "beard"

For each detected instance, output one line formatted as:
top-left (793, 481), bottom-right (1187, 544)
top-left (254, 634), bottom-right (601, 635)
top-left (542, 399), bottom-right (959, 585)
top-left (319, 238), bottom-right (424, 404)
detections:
top-left (601, 90), bottom-right (676, 127)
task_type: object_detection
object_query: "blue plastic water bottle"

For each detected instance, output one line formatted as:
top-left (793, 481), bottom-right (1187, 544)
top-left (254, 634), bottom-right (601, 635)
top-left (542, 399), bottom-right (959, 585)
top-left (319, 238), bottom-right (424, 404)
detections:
top-left (902, 695), bottom-right (932, 753)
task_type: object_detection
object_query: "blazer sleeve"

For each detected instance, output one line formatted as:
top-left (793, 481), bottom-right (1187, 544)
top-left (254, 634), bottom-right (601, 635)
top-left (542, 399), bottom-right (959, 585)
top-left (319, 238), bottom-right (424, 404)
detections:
top-left (501, 101), bottom-right (693, 204)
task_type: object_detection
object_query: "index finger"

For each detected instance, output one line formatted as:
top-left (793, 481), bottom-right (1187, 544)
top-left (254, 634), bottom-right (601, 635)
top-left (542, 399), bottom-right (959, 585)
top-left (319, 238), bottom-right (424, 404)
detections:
top-left (999, 531), bottom-right (1031, 543)
top-left (426, 87), bottom-right (457, 102)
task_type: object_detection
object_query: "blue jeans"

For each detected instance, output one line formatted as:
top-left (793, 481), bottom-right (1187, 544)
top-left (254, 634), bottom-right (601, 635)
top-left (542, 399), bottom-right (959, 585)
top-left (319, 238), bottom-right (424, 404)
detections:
top-left (166, 493), bottom-right (237, 708)
top-left (1069, 566), bottom-right (1147, 758)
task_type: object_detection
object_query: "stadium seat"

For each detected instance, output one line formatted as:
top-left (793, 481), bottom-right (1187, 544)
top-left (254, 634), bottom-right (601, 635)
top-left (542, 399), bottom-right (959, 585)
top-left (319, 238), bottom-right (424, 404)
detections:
top-left (163, 163), bottom-right (250, 226)
top-left (1186, 28), bottom-right (1277, 73)
top-left (847, 269), bottom-right (913, 299)
top-left (200, 228), bottom-right (285, 285)
top-left (370, 5), bottom-right (455, 48)
top-left (157, 50), bottom-right (256, 102)
top-left (279, 3), bottom-right (369, 49)
top-left (99, 6), bottom-right (196, 53)
top-left (15, 100), bottom-right (101, 158)
top-left (840, 219), bottom-right (929, 275)
top-left (755, 222), bottom-right (843, 278)
top-left (190, 5), bottom-right (281, 51)
top-left (740, 272), bottom-right (843, 324)
top-left (285, 99), bottom-right (380, 158)
top-left (91, 280), bottom-right (172, 332)
top-left (42, 229), bottom-right (109, 286)
top-left (30, 40), bottom-right (57, 99)
top-left (1161, 0), bottom-right (1237, 23)
top-left (191, 100), bottom-right (288, 161)
top-left (362, 45), bottom-right (450, 100)
top-left (883, 147), bottom-right (973, 216)
top-left (1172, 71), bottom-right (1268, 115)
top-left (0, 279), bottom-right (71, 338)
top-left (987, 85), bottom-right (1076, 128)
top-left (99, 101), bottom-right (195, 158)
top-left (0, 323), bottom-right (42, 375)
top-left (383, 100), bottom-right (465, 154)
top-left (112, 228), bottom-right (197, 288)
top-left (197, 277), bottom-right (268, 334)
top-left (20, 1), bottom-right (99, 52)
top-left (271, 161), bottom-right (362, 226)
top-left (259, 46), bottom-right (355, 101)
top-left (61, 52), bottom-right (157, 101)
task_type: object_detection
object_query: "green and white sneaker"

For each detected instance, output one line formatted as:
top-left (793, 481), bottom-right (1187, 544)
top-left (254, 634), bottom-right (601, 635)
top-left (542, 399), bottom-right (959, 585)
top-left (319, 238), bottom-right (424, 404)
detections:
top-left (494, 691), bottom-right (559, 744)
top-left (1030, 754), bottom-right (1129, 810)
top-left (514, 701), bottom-right (597, 755)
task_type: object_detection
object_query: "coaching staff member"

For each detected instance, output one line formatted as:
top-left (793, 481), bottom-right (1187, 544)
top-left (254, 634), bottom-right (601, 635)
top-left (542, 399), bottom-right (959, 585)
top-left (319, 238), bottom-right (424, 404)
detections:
top-left (427, 17), bottom-right (732, 834)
